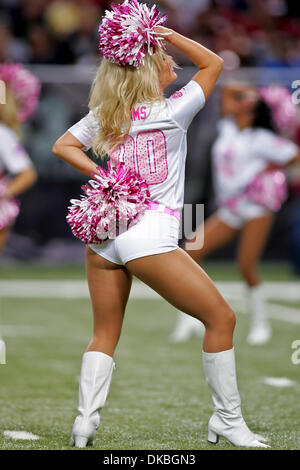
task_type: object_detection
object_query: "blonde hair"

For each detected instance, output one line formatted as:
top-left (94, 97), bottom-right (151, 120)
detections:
top-left (0, 85), bottom-right (21, 137)
top-left (89, 48), bottom-right (170, 158)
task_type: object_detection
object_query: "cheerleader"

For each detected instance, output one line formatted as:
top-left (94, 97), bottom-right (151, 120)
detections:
top-left (171, 83), bottom-right (300, 345)
top-left (53, 1), bottom-right (268, 448)
top-left (0, 64), bottom-right (39, 364)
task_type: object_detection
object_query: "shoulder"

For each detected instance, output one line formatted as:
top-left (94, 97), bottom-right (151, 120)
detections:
top-left (83, 110), bottom-right (99, 129)
top-left (165, 81), bottom-right (206, 130)
top-left (167, 80), bottom-right (205, 105)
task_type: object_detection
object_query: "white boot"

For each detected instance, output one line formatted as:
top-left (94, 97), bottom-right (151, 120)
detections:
top-left (70, 351), bottom-right (115, 448)
top-left (203, 348), bottom-right (269, 448)
top-left (0, 337), bottom-right (6, 364)
top-left (169, 311), bottom-right (204, 343)
top-left (247, 284), bottom-right (272, 345)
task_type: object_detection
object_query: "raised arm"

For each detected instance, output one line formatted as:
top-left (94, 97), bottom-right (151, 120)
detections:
top-left (157, 27), bottom-right (224, 99)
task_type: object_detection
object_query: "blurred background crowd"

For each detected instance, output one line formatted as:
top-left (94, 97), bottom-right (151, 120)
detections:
top-left (0, 0), bottom-right (300, 67)
top-left (1, 0), bottom-right (300, 67)
top-left (0, 0), bottom-right (300, 271)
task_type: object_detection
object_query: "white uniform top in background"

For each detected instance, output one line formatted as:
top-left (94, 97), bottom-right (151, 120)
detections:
top-left (212, 118), bottom-right (298, 206)
top-left (0, 123), bottom-right (33, 175)
top-left (68, 80), bottom-right (205, 211)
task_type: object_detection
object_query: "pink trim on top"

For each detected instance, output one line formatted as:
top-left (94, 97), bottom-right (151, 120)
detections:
top-left (147, 202), bottom-right (181, 221)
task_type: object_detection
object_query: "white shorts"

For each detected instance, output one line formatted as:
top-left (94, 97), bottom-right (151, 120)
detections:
top-left (218, 198), bottom-right (270, 230)
top-left (89, 210), bottom-right (180, 265)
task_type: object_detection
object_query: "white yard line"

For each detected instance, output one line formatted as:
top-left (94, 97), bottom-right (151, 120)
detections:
top-left (0, 280), bottom-right (299, 326)
top-left (3, 431), bottom-right (39, 441)
top-left (0, 280), bottom-right (299, 300)
top-left (264, 303), bottom-right (300, 325)
top-left (0, 325), bottom-right (46, 336)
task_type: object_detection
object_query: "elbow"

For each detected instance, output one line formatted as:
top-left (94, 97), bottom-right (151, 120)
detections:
top-left (52, 135), bottom-right (66, 157)
top-left (19, 166), bottom-right (37, 191)
top-left (209, 56), bottom-right (224, 82)
top-left (214, 56), bottom-right (224, 73)
top-left (52, 141), bottom-right (61, 157)
top-left (25, 166), bottom-right (37, 188)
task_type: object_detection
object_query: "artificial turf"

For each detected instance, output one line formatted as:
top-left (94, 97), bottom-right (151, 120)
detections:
top-left (0, 264), bottom-right (299, 450)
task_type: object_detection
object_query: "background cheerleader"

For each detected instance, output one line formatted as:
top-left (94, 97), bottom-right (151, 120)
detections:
top-left (0, 64), bottom-right (39, 254)
top-left (0, 63), bottom-right (39, 363)
top-left (171, 82), bottom-right (300, 345)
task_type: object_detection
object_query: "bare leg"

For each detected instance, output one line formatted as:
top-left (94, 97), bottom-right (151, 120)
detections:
top-left (85, 246), bottom-right (132, 356)
top-left (237, 214), bottom-right (274, 287)
top-left (126, 248), bottom-right (236, 352)
top-left (170, 213), bottom-right (237, 343)
top-left (126, 249), bottom-right (267, 447)
top-left (185, 212), bottom-right (237, 263)
top-left (0, 227), bottom-right (11, 254)
top-left (0, 228), bottom-right (10, 363)
top-left (71, 246), bottom-right (132, 448)
top-left (237, 214), bottom-right (274, 345)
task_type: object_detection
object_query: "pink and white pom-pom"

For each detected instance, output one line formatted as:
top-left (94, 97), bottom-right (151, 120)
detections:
top-left (260, 86), bottom-right (298, 138)
top-left (0, 63), bottom-right (40, 122)
top-left (98, 0), bottom-right (168, 68)
top-left (246, 170), bottom-right (287, 212)
top-left (67, 162), bottom-right (150, 244)
top-left (0, 177), bottom-right (20, 231)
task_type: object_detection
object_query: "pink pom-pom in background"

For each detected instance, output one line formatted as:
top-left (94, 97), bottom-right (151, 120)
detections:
top-left (0, 63), bottom-right (40, 122)
top-left (0, 177), bottom-right (20, 231)
top-left (67, 162), bottom-right (150, 244)
top-left (98, 0), bottom-right (168, 68)
top-left (245, 169), bottom-right (288, 212)
top-left (260, 86), bottom-right (298, 138)
top-left (222, 170), bottom-right (288, 213)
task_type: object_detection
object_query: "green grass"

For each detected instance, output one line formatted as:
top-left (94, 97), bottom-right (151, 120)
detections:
top-left (0, 260), bottom-right (298, 281)
top-left (0, 276), bottom-right (300, 450)
top-left (270, 299), bottom-right (300, 310)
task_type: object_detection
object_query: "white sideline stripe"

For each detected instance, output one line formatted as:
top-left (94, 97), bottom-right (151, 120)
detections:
top-left (0, 325), bottom-right (46, 336)
top-left (3, 431), bottom-right (39, 440)
top-left (226, 298), bottom-right (300, 325)
top-left (0, 281), bottom-right (299, 326)
top-left (264, 304), bottom-right (300, 325)
top-left (0, 280), bottom-right (299, 300)
top-left (0, 280), bottom-right (159, 299)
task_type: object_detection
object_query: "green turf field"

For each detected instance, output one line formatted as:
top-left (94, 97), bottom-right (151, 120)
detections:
top-left (0, 260), bottom-right (298, 281)
top-left (0, 263), bottom-right (299, 450)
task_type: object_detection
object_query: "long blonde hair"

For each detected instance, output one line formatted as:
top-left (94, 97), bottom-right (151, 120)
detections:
top-left (0, 85), bottom-right (21, 137)
top-left (89, 48), bottom-right (169, 158)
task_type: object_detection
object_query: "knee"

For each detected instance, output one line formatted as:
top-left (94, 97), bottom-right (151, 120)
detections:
top-left (222, 306), bottom-right (236, 331)
top-left (204, 302), bottom-right (236, 334)
top-left (214, 305), bottom-right (236, 334)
